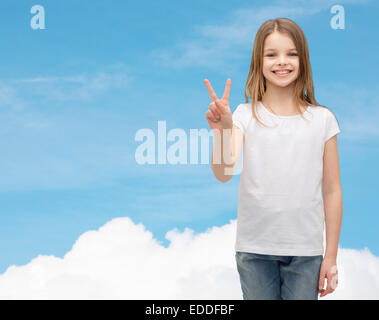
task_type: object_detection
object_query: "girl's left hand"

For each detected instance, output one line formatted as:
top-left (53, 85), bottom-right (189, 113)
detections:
top-left (318, 257), bottom-right (338, 298)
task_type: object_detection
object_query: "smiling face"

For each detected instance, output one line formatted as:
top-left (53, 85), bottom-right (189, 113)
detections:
top-left (262, 31), bottom-right (300, 89)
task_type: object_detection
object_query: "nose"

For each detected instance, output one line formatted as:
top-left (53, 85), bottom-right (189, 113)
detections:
top-left (277, 53), bottom-right (288, 66)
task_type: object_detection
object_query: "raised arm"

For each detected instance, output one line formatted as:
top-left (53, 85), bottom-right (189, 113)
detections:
top-left (204, 78), bottom-right (244, 182)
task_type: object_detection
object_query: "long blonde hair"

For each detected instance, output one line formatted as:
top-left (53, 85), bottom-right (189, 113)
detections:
top-left (245, 17), bottom-right (323, 127)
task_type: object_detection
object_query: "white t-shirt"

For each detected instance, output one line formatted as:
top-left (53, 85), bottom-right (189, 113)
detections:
top-left (232, 101), bottom-right (341, 256)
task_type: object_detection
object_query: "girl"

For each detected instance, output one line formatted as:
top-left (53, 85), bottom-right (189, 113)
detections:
top-left (203, 18), bottom-right (342, 300)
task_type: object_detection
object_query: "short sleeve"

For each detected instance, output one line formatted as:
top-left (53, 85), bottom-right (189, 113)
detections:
top-left (324, 109), bottom-right (341, 143)
top-left (232, 103), bottom-right (252, 135)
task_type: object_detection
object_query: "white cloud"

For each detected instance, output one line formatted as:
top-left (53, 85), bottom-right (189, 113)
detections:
top-left (0, 82), bottom-right (28, 110)
top-left (0, 217), bottom-right (377, 299)
top-left (0, 62), bottom-right (133, 106)
top-left (16, 68), bottom-right (133, 103)
top-left (19, 75), bottom-right (86, 84)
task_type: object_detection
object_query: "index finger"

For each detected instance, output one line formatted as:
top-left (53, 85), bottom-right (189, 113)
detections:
top-left (222, 78), bottom-right (231, 100)
top-left (204, 79), bottom-right (218, 101)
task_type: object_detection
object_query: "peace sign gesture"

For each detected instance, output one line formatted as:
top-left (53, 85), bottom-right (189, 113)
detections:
top-left (204, 78), bottom-right (233, 132)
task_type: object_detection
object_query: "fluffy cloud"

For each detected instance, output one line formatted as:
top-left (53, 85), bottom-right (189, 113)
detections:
top-left (0, 217), bottom-right (377, 299)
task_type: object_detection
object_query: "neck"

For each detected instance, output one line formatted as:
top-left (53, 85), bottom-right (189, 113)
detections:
top-left (261, 82), bottom-right (298, 113)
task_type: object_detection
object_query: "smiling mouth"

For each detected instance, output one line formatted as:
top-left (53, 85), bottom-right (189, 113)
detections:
top-left (272, 70), bottom-right (292, 74)
top-left (272, 70), bottom-right (293, 77)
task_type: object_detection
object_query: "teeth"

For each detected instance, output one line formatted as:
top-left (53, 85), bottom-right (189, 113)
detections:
top-left (275, 71), bottom-right (290, 74)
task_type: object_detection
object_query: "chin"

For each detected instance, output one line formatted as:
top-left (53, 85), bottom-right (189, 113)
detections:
top-left (266, 75), bottom-right (297, 88)
top-left (267, 80), bottom-right (296, 88)
top-left (277, 81), bottom-right (295, 88)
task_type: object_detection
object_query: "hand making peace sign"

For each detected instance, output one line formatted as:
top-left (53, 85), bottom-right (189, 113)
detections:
top-left (204, 78), bottom-right (233, 132)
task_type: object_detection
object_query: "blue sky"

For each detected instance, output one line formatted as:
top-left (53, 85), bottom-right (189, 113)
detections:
top-left (0, 0), bottom-right (378, 274)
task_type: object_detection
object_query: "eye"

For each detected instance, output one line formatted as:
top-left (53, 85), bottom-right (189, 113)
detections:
top-left (266, 53), bottom-right (298, 57)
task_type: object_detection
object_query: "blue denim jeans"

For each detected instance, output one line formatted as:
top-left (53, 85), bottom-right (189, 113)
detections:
top-left (235, 251), bottom-right (323, 300)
